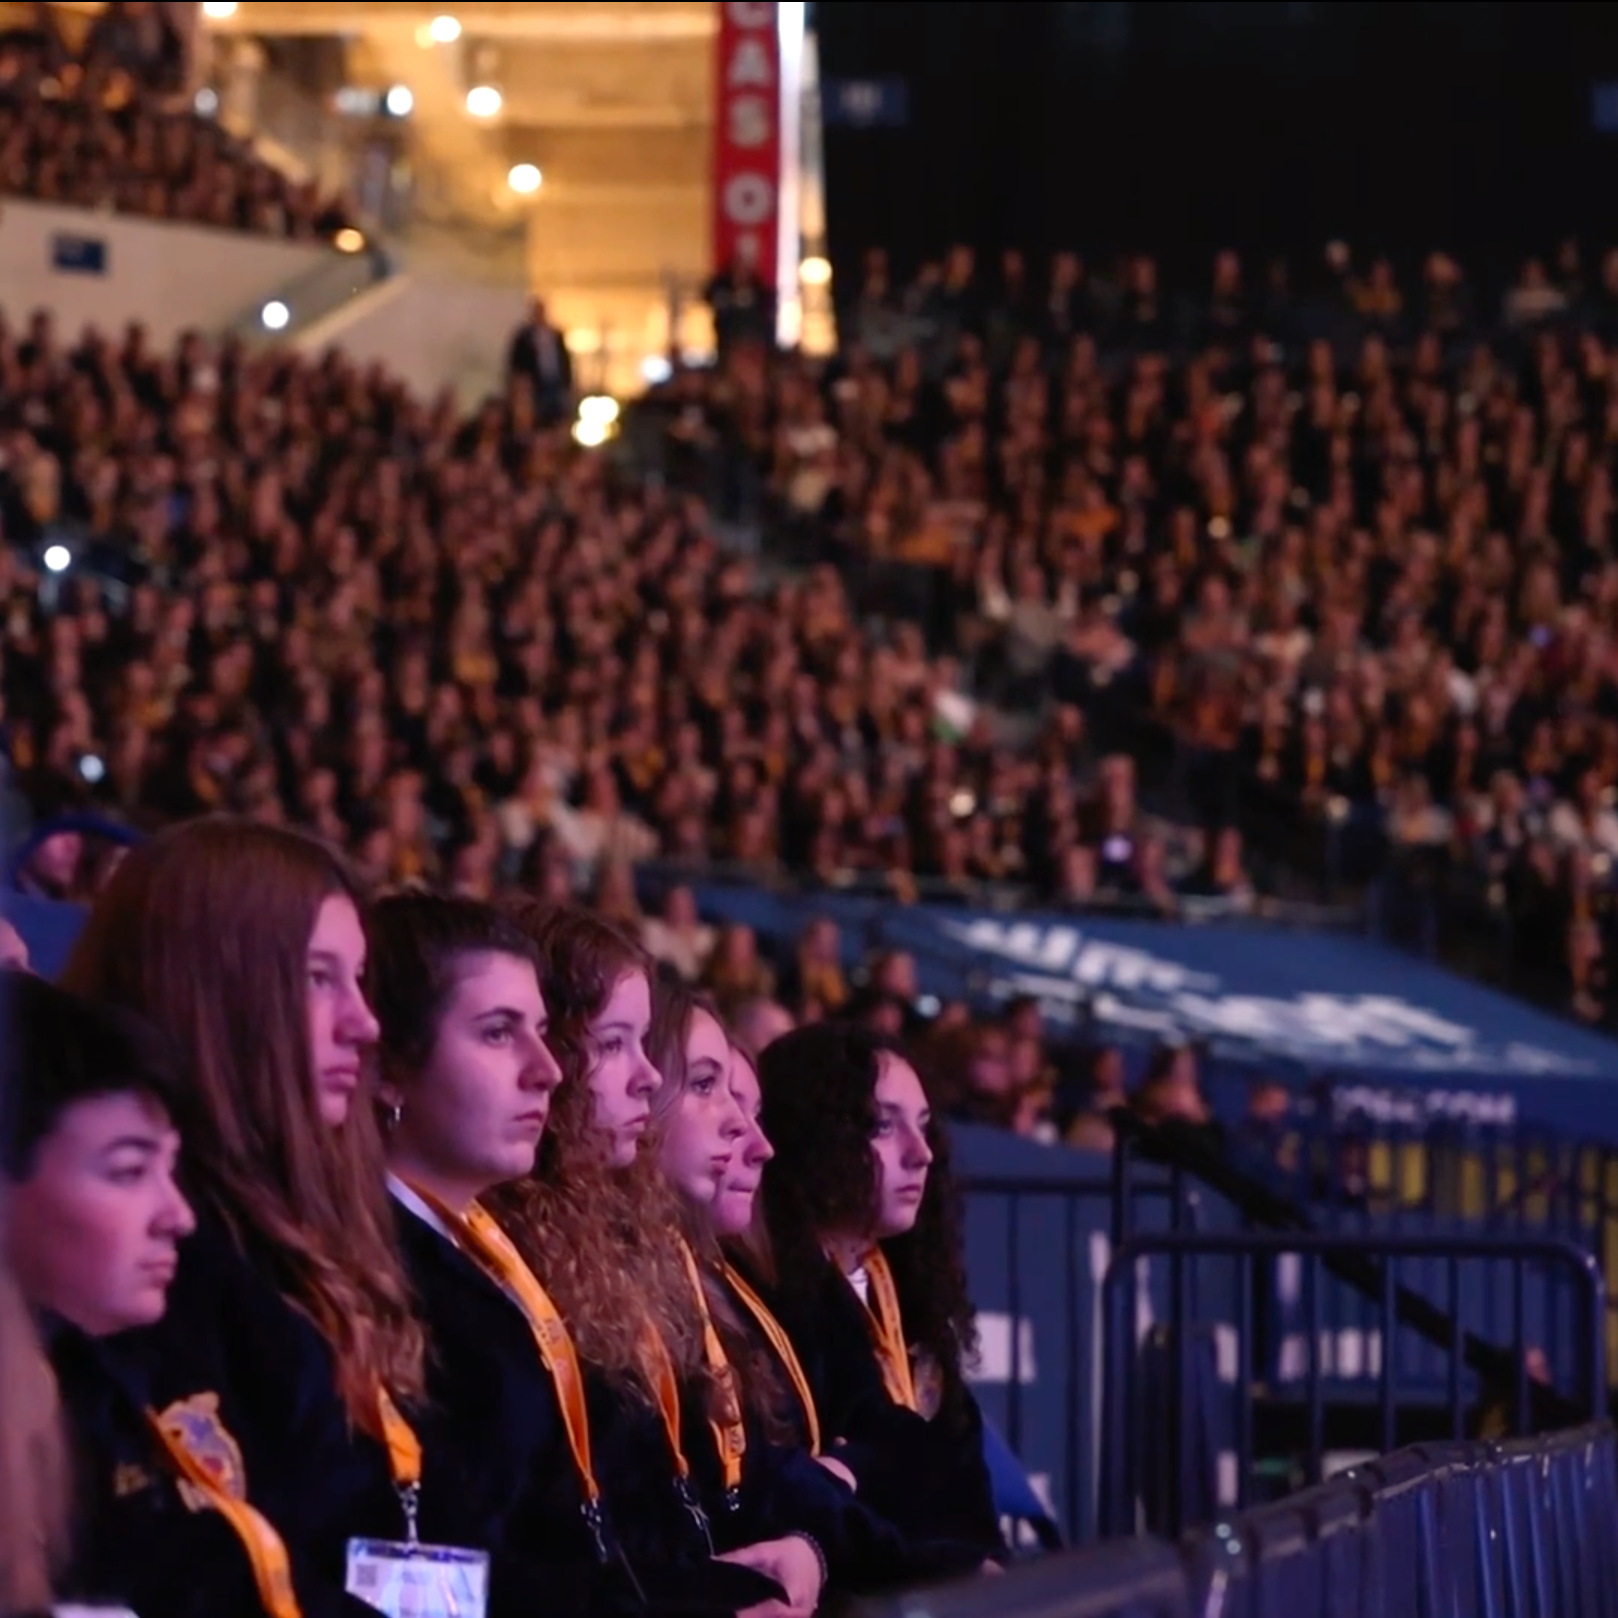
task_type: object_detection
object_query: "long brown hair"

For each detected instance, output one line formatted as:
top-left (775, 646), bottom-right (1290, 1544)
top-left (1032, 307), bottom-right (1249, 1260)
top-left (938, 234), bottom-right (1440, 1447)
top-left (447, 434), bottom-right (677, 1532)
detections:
top-left (646, 973), bottom-right (794, 1439)
top-left (60, 818), bottom-right (425, 1422)
top-left (486, 901), bottom-right (702, 1397)
top-left (0, 1218), bottom-right (66, 1616)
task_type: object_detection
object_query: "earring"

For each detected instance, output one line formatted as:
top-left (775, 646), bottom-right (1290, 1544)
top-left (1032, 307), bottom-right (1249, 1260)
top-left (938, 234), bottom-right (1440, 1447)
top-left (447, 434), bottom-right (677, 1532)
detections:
top-left (387, 1102), bottom-right (402, 1131)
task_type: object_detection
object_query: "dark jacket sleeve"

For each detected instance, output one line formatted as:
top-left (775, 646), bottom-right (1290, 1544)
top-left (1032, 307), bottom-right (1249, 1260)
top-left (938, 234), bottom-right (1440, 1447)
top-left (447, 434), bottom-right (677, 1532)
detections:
top-left (707, 1416), bottom-right (988, 1592)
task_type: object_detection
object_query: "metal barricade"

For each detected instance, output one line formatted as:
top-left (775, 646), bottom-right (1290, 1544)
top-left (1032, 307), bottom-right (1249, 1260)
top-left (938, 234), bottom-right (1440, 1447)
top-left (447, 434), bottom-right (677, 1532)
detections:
top-left (1101, 1229), bottom-right (1607, 1540)
top-left (961, 1164), bottom-right (1204, 1543)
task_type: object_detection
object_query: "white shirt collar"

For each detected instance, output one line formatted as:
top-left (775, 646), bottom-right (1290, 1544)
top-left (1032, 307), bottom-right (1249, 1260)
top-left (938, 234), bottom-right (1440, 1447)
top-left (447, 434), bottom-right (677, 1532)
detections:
top-left (386, 1171), bottom-right (454, 1242)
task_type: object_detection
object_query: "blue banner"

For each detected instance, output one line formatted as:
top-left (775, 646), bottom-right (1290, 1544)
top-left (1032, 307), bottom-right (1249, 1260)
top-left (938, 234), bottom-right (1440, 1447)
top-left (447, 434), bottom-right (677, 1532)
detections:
top-left (685, 888), bottom-right (1618, 1136)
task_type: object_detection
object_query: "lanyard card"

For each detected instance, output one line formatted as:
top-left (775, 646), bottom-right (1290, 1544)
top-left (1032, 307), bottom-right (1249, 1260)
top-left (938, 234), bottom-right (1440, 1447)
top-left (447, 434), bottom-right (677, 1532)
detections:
top-left (345, 1537), bottom-right (490, 1618)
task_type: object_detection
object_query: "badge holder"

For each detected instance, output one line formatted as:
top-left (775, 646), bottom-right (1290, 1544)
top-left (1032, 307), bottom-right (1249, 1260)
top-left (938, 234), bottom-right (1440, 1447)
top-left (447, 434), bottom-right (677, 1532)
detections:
top-left (345, 1480), bottom-right (491, 1618)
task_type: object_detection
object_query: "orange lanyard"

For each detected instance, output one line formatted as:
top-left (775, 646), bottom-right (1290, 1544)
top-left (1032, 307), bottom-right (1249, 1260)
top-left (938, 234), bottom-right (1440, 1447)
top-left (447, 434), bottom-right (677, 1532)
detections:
top-left (372, 1385), bottom-right (423, 1540)
top-left (643, 1326), bottom-right (715, 1545)
top-left (146, 1407), bottom-right (303, 1618)
top-left (409, 1185), bottom-right (612, 1559)
top-left (720, 1261), bottom-right (822, 1455)
top-left (861, 1249), bottom-right (919, 1413)
top-left (675, 1240), bottom-right (747, 1497)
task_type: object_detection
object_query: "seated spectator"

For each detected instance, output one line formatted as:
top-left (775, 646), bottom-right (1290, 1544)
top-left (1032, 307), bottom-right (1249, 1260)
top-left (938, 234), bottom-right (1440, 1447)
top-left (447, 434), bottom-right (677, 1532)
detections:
top-left (0, 15), bottom-right (351, 239)
top-left (642, 883), bottom-right (715, 984)
top-left (728, 995), bottom-right (794, 1060)
top-left (1, 968), bottom-right (350, 1617)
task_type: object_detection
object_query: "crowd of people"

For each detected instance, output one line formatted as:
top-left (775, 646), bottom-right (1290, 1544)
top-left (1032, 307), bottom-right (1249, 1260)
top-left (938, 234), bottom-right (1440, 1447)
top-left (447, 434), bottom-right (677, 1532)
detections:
top-left (661, 239), bottom-right (1618, 1026)
top-left (0, 2), bottom-right (352, 240)
top-left (0, 298), bottom-right (1251, 931)
top-left (0, 815), bottom-right (1005, 1618)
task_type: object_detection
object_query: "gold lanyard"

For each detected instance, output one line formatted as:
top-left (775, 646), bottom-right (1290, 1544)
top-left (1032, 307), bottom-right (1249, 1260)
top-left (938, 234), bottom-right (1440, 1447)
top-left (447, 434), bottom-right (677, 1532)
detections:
top-left (146, 1407), bottom-right (302, 1618)
top-left (719, 1261), bottom-right (822, 1455)
top-left (372, 1385), bottom-right (423, 1538)
top-left (675, 1239), bottom-right (747, 1496)
top-left (860, 1249), bottom-right (919, 1413)
top-left (407, 1184), bottom-right (614, 1558)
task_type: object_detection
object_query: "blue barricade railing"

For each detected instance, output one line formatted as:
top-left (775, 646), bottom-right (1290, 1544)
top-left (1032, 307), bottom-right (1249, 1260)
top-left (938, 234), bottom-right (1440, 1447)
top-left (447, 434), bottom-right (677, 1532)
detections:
top-left (1102, 1229), bottom-right (1608, 1542)
top-left (853, 1425), bottom-right (1618, 1618)
top-left (959, 1162), bottom-right (1213, 1544)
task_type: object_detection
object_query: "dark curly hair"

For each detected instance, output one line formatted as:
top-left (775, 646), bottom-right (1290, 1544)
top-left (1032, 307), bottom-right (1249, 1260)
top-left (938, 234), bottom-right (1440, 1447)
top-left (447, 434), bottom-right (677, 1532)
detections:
top-left (750, 1021), bottom-right (979, 1428)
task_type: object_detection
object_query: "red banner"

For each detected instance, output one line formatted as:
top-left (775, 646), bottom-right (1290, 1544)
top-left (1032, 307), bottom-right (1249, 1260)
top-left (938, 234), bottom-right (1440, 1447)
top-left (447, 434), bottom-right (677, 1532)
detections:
top-left (712, 0), bottom-right (781, 287)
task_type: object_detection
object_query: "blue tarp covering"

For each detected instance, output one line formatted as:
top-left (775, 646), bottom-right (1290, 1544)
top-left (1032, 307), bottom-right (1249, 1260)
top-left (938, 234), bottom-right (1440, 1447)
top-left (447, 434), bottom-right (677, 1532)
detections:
top-left (683, 889), bottom-right (1618, 1136)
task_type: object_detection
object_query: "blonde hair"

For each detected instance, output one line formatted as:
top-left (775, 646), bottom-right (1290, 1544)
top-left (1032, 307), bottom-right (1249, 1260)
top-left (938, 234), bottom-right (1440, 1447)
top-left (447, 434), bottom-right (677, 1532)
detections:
top-left (0, 1209), bottom-right (67, 1614)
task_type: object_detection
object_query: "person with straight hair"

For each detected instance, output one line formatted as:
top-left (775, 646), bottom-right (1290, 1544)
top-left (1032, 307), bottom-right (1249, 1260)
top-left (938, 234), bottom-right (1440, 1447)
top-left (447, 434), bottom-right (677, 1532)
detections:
top-left (744, 1021), bottom-right (1001, 1556)
top-left (60, 818), bottom-right (490, 1609)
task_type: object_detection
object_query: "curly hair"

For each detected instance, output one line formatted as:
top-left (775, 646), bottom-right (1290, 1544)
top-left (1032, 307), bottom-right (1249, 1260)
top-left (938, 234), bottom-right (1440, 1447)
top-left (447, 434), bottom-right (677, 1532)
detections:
top-left (61, 817), bottom-right (425, 1424)
top-left (752, 1021), bottom-right (979, 1428)
top-left (646, 971), bottom-right (796, 1441)
top-left (484, 901), bottom-right (704, 1399)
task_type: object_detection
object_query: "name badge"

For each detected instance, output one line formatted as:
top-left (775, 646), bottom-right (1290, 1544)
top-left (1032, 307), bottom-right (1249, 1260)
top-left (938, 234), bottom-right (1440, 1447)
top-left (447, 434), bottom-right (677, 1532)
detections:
top-left (345, 1537), bottom-right (490, 1618)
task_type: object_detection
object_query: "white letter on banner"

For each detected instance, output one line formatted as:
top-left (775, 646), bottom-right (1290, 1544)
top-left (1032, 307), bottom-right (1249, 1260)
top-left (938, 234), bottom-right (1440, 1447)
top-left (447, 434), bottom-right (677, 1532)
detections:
top-left (1355, 996), bottom-right (1472, 1048)
top-left (723, 174), bottom-right (776, 225)
top-left (727, 1), bottom-right (774, 27)
top-left (728, 37), bottom-right (776, 89)
top-left (727, 94), bottom-right (773, 148)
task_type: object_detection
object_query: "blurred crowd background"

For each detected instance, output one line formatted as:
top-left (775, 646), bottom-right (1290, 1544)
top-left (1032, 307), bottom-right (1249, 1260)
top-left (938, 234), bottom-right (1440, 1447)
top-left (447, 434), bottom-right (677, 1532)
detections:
top-left (5, 0), bottom-right (1618, 1161)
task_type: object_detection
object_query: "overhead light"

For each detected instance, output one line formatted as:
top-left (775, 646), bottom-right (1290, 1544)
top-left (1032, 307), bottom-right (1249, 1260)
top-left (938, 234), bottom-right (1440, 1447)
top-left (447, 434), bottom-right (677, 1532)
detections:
top-left (42, 544), bottom-right (71, 574)
top-left (641, 355), bottom-right (674, 385)
top-left (201, 1), bottom-right (237, 18)
top-left (800, 256), bottom-right (832, 287)
top-left (429, 14), bottom-right (462, 43)
top-left (578, 395), bottom-right (619, 427)
top-left (193, 86), bottom-right (218, 116)
top-left (572, 418), bottom-right (610, 449)
top-left (333, 227), bottom-right (366, 254)
top-left (260, 300), bottom-right (290, 332)
top-left (384, 84), bottom-right (414, 117)
top-left (507, 163), bottom-right (542, 194)
top-left (465, 84), bottom-right (501, 118)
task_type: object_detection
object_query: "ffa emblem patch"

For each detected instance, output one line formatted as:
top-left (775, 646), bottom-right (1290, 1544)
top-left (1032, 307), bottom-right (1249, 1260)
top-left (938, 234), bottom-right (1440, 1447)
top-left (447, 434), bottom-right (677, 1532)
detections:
top-left (155, 1393), bottom-right (248, 1510)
